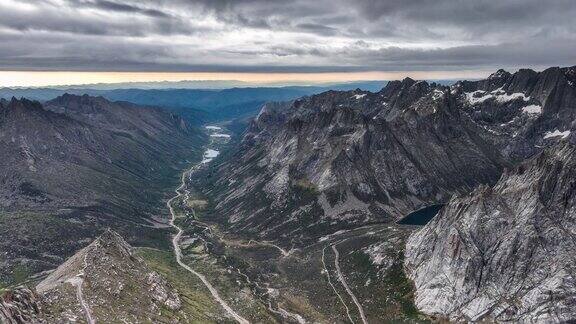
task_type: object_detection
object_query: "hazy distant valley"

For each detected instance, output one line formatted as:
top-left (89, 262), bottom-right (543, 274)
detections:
top-left (2, 65), bottom-right (576, 323)
top-left (0, 81), bottom-right (390, 125)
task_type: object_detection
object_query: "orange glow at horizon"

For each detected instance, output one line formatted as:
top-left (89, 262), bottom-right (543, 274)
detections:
top-left (0, 70), bottom-right (491, 87)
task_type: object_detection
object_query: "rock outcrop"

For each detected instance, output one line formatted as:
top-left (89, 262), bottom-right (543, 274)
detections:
top-left (0, 288), bottom-right (43, 324)
top-left (1, 230), bottom-right (185, 323)
top-left (405, 142), bottom-right (576, 322)
top-left (1, 230), bottom-right (182, 323)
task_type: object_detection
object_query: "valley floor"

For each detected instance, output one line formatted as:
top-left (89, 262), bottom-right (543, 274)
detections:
top-left (142, 125), bottom-right (429, 323)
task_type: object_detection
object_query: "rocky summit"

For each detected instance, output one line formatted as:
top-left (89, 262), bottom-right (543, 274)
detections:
top-left (453, 66), bottom-right (576, 161)
top-left (1, 230), bottom-right (182, 323)
top-left (405, 142), bottom-right (576, 322)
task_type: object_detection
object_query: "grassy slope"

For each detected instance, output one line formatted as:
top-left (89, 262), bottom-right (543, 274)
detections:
top-left (136, 248), bottom-right (228, 323)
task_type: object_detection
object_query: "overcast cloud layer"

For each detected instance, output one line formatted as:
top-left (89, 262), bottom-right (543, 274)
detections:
top-left (1, 0), bottom-right (575, 73)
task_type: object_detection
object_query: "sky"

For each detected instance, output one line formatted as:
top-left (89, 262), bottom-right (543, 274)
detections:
top-left (1, 0), bottom-right (575, 86)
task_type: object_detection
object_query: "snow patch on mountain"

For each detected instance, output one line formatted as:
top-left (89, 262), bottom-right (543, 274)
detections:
top-left (465, 90), bottom-right (492, 104)
top-left (521, 104), bottom-right (542, 114)
top-left (432, 89), bottom-right (444, 100)
top-left (495, 92), bottom-right (530, 103)
top-left (544, 129), bottom-right (571, 139)
top-left (465, 89), bottom-right (530, 105)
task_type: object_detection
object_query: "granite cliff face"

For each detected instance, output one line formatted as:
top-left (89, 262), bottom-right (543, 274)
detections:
top-left (0, 288), bottom-right (42, 324)
top-left (198, 66), bottom-right (576, 245)
top-left (405, 142), bottom-right (576, 322)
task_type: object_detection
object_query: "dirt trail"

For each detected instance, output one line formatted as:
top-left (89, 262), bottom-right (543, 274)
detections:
top-left (321, 245), bottom-right (355, 323)
top-left (332, 243), bottom-right (368, 324)
top-left (66, 246), bottom-right (96, 324)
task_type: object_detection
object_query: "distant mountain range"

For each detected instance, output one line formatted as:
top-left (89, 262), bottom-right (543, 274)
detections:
top-left (0, 82), bottom-right (390, 123)
top-left (0, 80), bottom-right (464, 124)
top-left (26, 80), bottom-right (393, 91)
top-left (0, 82), bottom-right (391, 101)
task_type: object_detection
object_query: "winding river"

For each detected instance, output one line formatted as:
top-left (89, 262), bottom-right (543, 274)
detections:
top-left (167, 127), bottom-right (249, 324)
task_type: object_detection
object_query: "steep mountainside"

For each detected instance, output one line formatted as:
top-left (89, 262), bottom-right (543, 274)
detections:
top-left (1, 230), bottom-right (197, 323)
top-left (405, 142), bottom-right (576, 322)
top-left (0, 95), bottom-right (205, 287)
top-left (196, 66), bottom-right (576, 245)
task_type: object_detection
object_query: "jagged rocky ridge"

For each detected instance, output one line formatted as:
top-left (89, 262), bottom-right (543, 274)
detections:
top-left (198, 66), bottom-right (576, 245)
top-left (454, 66), bottom-right (576, 161)
top-left (1, 230), bottom-right (182, 323)
top-left (0, 94), bottom-right (205, 286)
top-left (0, 288), bottom-right (41, 324)
top-left (405, 141), bottom-right (576, 322)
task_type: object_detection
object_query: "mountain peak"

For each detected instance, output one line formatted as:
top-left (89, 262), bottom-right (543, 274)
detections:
top-left (35, 230), bottom-right (182, 322)
top-left (0, 96), bottom-right (46, 116)
top-left (50, 93), bottom-right (108, 106)
top-left (7, 96), bottom-right (40, 106)
top-left (96, 228), bottom-right (131, 249)
top-left (401, 77), bottom-right (417, 87)
top-left (488, 68), bottom-right (511, 79)
top-left (36, 229), bottom-right (135, 293)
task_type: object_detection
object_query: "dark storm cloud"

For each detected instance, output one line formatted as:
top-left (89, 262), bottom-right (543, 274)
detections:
top-left (1, 0), bottom-right (575, 73)
top-left (354, 0), bottom-right (574, 24)
top-left (0, 1), bottom-right (207, 36)
top-left (76, 0), bottom-right (171, 18)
